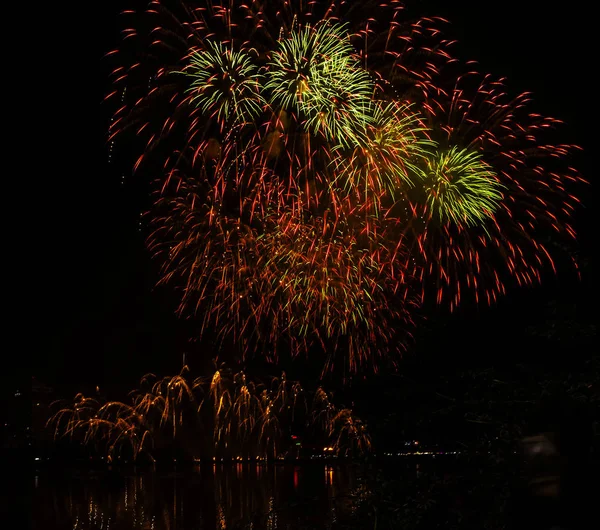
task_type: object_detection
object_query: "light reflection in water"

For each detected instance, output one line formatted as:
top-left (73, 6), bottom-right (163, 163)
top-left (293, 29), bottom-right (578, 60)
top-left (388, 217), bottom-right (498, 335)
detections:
top-left (33, 464), bottom-right (365, 530)
top-left (325, 465), bottom-right (334, 486)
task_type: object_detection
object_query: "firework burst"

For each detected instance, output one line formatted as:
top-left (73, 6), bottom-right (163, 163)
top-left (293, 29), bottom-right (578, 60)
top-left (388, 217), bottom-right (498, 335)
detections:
top-left (183, 41), bottom-right (265, 127)
top-left (410, 72), bottom-right (586, 309)
top-left (108, 1), bottom-right (584, 371)
top-left (423, 146), bottom-right (503, 228)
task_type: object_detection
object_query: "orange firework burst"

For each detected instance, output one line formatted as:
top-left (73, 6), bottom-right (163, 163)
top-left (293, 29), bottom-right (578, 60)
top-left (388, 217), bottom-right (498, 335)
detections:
top-left (47, 365), bottom-right (370, 461)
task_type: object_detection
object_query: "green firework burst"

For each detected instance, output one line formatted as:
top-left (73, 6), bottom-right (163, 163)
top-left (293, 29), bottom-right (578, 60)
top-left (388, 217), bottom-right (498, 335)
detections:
top-left (265, 22), bottom-right (374, 146)
top-left (183, 42), bottom-right (265, 127)
top-left (424, 147), bottom-right (504, 228)
top-left (331, 102), bottom-right (434, 199)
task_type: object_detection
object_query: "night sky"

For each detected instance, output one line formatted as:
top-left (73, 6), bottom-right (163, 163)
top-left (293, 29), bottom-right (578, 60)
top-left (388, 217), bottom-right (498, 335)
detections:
top-left (35, 1), bottom-right (595, 395)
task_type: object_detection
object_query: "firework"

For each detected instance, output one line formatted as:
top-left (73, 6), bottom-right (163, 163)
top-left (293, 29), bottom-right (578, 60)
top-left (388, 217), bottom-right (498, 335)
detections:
top-left (47, 393), bottom-right (154, 463)
top-left (108, 1), bottom-right (584, 370)
top-left (423, 146), bottom-right (503, 228)
top-left (48, 366), bottom-right (367, 461)
top-left (330, 101), bottom-right (433, 201)
top-left (267, 22), bottom-right (375, 147)
top-left (408, 72), bottom-right (585, 309)
top-left (182, 41), bottom-right (265, 128)
top-left (330, 408), bottom-right (372, 456)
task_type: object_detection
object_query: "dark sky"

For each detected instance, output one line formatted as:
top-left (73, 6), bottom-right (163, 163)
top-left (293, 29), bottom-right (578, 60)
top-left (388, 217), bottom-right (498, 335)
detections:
top-left (36, 1), bottom-right (595, 393)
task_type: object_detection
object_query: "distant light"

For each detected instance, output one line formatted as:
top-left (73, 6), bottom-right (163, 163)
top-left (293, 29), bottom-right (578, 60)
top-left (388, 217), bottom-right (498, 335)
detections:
top-left (34, 457), bottom-right (40, 461)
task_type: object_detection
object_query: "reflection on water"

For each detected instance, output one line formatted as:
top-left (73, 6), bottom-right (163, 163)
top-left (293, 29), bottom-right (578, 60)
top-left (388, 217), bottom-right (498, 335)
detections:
top-left (33, 464), bottom-right (367, 530)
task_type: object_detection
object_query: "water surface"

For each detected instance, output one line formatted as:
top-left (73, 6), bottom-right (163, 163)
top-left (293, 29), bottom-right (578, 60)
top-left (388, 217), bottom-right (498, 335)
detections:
top-left (33, 463), bottom-right (374, 530)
